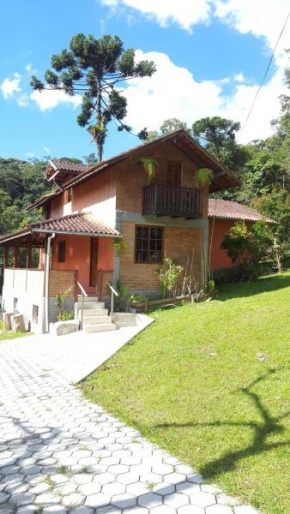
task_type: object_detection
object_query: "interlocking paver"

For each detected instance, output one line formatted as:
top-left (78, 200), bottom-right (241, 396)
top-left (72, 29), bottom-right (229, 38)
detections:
top-left (0, 336), bottom-right (259, 514)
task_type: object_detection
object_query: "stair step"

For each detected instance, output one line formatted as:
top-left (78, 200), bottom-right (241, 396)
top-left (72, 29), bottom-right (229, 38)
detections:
top-left (78, 302), bottom-right (105, 309)
top-left (83, 315), bottom-right (112, 325)
top-left (78, 295), bottom-right (99, 302)
top-left (81, 308), bottom-right (108, 317)
top-left (84, 323), bottom-right (116, 333)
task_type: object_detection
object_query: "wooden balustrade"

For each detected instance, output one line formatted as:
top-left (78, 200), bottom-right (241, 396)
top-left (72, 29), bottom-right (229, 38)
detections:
top-left (142, 184), bottom-right (202, 219)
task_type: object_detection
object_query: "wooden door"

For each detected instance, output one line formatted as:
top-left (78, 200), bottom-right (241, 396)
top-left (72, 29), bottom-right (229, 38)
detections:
top-left (89, 237), bottom-right (99, 287)
top-left (166, 162), bottom-right (182, 187)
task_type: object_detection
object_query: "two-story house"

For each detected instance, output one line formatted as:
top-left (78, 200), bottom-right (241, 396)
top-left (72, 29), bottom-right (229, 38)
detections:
top-left (0, 129), bottom-right (239, 333)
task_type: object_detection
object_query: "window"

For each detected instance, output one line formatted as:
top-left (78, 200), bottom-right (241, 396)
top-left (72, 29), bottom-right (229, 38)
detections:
top-left (58, 240), bottom-right (66, 263)
top-left (135, 226), bottom-right (163, 263)
top-left (64, 188), bottom-right (72, 203)
top-left (166, 162), bottom-right (182, 187)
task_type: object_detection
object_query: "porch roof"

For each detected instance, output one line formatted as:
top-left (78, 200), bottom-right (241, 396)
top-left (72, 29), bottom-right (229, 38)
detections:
top-left (0, 213), bottom-right (121, 246)
top-left (208, 199), bottom-right (276, 223)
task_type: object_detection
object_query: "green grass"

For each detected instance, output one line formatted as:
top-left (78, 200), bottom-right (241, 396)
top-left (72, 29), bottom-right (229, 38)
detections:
top-left (80, 273), bottom-right (290, 514)
top-left (0, 320), bottom-right (31, 340)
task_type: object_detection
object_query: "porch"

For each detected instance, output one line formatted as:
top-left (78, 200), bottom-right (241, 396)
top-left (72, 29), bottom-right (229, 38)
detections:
top-left (0, 212), bottom-right (121, 333)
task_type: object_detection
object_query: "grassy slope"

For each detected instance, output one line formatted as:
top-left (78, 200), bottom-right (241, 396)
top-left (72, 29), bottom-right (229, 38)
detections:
top-left (80, 273), bottom-right (290, 514)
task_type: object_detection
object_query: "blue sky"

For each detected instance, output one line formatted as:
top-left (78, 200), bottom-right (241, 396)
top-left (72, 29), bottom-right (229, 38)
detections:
top-left (1, 0), bottom-right (289, 161)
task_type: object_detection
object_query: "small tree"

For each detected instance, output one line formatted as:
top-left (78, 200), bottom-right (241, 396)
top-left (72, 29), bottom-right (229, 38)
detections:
top-left (221, 220), bottom-right (273, 266)
top-left (156, 258), bottom-right (184, 298)
top-left (31, 34), bottom-right (156, 162)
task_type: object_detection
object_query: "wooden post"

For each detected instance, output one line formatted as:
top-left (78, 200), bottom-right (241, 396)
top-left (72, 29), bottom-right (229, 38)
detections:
top-left (4, 246), bottom-right (8, 268)
top-left (26, 243), bottom-right (32, 269)
top-left (14, 246), bottom-right (19, 268)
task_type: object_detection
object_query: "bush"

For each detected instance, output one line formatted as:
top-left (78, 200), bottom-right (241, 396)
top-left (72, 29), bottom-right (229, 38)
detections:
top-left (215, 263), bottom-right (267, 283)
top-left (58, 310), bottom-right (74, 322)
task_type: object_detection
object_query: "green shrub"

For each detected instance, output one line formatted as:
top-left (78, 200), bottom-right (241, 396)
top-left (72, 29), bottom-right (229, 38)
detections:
top-left (58, 310), bottom-right (74, 322)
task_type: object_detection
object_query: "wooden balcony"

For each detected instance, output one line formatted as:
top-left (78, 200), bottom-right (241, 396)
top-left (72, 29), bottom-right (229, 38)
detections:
top-left (142, 184), bottom-right (202, 219)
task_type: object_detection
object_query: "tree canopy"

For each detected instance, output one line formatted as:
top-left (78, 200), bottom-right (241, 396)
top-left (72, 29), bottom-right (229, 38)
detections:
top-left (31, 34), bottom-right (156, 161)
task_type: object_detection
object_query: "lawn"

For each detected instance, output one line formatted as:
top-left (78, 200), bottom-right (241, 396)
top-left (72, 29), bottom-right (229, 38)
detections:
top-left (0, 321), bottom-right (31, 340)
top-left (80, 272), bottom-right (290, 514)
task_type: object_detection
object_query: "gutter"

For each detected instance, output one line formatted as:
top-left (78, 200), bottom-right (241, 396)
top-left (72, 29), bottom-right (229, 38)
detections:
top-left (44, 232), bottom-right (55, 333)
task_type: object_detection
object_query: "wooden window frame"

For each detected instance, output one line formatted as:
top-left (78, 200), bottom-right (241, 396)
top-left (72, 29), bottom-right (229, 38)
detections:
top-left (58, 240), bottom-right (66, 263)
top-left (134, 225), bottom-right (164, 264)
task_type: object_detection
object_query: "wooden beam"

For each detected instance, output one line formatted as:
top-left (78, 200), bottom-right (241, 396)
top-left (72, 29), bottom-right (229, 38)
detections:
top-left (14, 246), bottom-right (19, 268)
top-left (4, 246), bottom-right (8, 268)
top-left (26, 243), bottom-right (32, 269)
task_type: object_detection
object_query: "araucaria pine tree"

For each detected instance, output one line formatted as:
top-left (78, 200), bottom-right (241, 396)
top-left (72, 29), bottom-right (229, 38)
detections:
top-left (31, 34), bottom-right (156, 162)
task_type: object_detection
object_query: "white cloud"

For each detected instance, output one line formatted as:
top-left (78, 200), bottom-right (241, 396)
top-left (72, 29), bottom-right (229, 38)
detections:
top-left (30, 89), bottom-right (82, 111)
top-left (215, 0), bottom-right (290, 52)
top-left (0, 73), bottom-right (21, 99)
top-left (44, 146), bottom-right (50, 154)
top-left (101, 0), bottom-right (213, 31)
top-left (123, 50), bottom-right (287, 144)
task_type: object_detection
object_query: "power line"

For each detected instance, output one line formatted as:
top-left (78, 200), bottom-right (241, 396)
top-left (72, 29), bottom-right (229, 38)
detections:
top-left (238, 9), bottom-right (290, 142)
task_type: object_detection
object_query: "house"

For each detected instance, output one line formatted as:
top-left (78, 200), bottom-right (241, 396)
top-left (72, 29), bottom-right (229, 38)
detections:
top-left (208, 198), bottom-right (275, 270)
top-left (0, 129), bottom-right (239, 333)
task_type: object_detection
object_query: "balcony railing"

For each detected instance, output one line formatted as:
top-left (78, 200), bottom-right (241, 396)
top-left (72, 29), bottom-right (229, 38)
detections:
top-left (142, 184), bottom-right (202, 219)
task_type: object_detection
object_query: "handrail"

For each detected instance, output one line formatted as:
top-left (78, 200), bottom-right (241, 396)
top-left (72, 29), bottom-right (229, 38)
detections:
top-left (77, 281), bottom-right (87, 297)
top-left (77, 281), bottom-right (87, 330)
top-left (106, 281), bottom-right (119, 321)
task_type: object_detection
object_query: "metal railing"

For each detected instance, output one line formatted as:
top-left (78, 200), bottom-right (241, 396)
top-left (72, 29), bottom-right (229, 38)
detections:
top-left (106, 281), bottom-right (119, 321)
top-left (77, 281), bottom-right (87, 330)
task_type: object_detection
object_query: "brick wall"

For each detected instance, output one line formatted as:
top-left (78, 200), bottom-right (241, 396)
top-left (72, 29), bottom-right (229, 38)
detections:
top-left (119, 221), bottom-right (203, 292)
top-left (48, 270), bottom-right (77, 298)
top-left (116, 140), bottom-right (208, 219)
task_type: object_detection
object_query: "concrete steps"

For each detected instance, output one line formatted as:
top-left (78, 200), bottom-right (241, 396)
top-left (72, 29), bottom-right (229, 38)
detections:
top-left (78, 296), bottom-right (116, 333)
top-left (84, 323), bottom-right (116, 333)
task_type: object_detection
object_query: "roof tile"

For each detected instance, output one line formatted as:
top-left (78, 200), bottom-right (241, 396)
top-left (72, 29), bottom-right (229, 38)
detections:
top-left (208, 199), bottom-right (275, 223)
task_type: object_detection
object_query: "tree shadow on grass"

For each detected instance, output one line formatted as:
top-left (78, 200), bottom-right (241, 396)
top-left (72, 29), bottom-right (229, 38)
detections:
top-left (155, 368), bottom-right (290, 480)
top-left (217, 272), bottom-right (290, 301)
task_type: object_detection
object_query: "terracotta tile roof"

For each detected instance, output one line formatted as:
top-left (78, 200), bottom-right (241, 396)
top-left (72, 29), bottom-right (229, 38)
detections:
top-left (34, 213), bottom-right (121, 236)
top-left (208, 199), bottom-right (276, 223)
top-left (49, 159), bottom-right (91, 174)
top-left (0, 213), bottom-right (121, 245)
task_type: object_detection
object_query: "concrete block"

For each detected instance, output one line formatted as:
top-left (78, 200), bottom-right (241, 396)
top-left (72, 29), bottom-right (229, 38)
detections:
top-left (50, 320), bottom-right (79, 336)
top-left (3, 312), bottom-right (14, 331)
top-left (11, 314), bottom-right (26, 333)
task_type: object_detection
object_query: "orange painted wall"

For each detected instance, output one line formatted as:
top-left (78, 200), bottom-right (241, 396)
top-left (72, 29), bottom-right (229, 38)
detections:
top-left (51, 235), bottom-right (114, 293)
top-left (209, 219), bottom-right (253, 270)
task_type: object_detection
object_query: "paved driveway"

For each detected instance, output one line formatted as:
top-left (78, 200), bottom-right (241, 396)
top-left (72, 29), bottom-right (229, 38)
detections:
top-left (0, 328), bottom-right (258, 514)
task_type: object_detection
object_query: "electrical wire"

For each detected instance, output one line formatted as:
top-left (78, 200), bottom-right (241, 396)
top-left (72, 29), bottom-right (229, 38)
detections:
top-left (238, 9), bottom-right (290, 142)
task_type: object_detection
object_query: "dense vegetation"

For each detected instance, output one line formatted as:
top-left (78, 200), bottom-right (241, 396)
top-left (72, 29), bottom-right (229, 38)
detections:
top-left (0, 157), bottom-right (51, 235)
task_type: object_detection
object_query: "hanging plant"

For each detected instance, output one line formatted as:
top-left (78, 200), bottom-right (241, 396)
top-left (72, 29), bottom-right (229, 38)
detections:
top-left (139, 157), bottom-right (158, 182)
top-left (111, 238), bottom-right (127, 256)
top-left (196, 168), bottom-right (213, 186)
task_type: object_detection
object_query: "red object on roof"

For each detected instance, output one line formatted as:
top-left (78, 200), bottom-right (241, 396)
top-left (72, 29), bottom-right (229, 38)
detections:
top-left (208, 199), bottom-right (275, 223)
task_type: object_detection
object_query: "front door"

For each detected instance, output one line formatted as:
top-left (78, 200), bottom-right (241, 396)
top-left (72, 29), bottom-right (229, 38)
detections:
top-left (89, 237), bottom-right (98, 288)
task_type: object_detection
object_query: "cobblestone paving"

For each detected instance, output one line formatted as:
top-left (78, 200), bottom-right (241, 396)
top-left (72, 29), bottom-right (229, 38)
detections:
top-left (0, 339), bottom-right (259, 514)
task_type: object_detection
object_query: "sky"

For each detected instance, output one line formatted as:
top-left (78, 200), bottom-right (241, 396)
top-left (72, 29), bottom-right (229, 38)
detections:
top-left (1, 0), bottom-right (290, 162)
